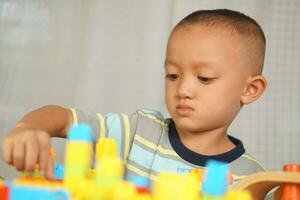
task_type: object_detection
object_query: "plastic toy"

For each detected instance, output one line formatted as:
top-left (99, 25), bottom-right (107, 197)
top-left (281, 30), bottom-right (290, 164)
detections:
top-left (1, 123), bottom-right (299, 200)
top-left (232, 164), bottom-right (300, 200)
top-left (0, 181), bottom-right (9, 200)
top-left (202, 160), bottom-right (228, 197)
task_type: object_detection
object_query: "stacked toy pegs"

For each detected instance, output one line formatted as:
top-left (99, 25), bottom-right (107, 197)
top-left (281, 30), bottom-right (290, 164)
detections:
top-left (280, 164), bottom-right (300, 200)
top-left (7, 123), bottom-right (300, 200)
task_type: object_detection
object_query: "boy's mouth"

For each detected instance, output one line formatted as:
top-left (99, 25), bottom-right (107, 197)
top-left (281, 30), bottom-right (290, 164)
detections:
top-left (176, 105), bottom-right (194, 116)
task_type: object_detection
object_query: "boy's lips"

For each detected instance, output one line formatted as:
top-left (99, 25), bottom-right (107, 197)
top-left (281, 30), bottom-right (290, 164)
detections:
top-left (176, 105), bottom-right (194, 116)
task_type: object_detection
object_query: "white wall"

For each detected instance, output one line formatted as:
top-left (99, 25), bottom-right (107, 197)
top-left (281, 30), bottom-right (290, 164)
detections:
top-left (0, 0), bottom-right (299, 178)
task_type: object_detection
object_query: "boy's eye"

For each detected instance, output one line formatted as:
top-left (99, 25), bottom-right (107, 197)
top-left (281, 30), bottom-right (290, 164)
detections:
top-left (197, 76), bottom-right (214, 84)
top-left (166, 74), bottom-right (179, 80)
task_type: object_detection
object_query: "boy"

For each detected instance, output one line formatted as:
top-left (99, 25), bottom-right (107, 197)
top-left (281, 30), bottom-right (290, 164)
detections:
top-left (1, 9), bottom-right (267, 184)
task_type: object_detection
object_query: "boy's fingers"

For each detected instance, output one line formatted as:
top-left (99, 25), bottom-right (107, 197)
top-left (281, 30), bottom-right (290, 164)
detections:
top-left (24, 139), bottom-right (38, 171)
top-left (1, 138), bottom-right (13, 164)
top-left (38, 140), bottom-right (50, 175)
top-left (45, 155), bottom-right (55, 180)
top-left (12, 142), bottom-right (25, 170)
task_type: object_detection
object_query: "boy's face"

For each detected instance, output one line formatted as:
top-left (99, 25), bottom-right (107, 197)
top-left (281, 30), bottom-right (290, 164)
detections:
top-left (165, 25), bottom-right (252, 133)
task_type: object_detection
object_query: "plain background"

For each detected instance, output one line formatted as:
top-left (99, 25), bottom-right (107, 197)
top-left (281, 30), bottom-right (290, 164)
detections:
top-left (0, 0), bottom-right (299, 178)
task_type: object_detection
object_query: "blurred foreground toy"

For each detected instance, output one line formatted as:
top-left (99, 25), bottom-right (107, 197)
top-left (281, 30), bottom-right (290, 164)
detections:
top-left (232, 164), bottom-right (300, 200)
top-left (280, 164), bottom-right (300, 200)
top-left (0, 180), bottom-right (9, 200)
top-left (202, 160), bottom-right (228, 198)
top-left (2, 123), bottom-right (300, 200)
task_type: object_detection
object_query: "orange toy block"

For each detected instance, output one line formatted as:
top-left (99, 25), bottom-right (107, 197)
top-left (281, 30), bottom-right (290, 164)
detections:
top-left (231, 164), bottom-right (300, 200)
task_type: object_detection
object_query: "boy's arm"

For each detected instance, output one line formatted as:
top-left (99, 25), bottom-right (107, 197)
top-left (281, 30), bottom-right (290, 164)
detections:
top-left (1, 105), bottom-right (73, 179)
top-left (16, 105), bottom-right (73, 138)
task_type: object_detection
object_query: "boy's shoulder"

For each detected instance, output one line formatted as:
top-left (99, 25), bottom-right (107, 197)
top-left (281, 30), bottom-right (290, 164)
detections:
top-left (132, 109), bottom-right (169, 144)
top-left (135, 109), bottom-right (168, 126)
top-left (229, 152), bottom-right (265, 178)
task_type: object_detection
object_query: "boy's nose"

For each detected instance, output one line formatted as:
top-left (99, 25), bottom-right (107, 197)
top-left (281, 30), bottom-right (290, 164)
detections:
top-left (177, 78), bottom-right (196, 99)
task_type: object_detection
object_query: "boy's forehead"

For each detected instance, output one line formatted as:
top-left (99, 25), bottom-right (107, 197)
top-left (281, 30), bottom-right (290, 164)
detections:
top-left (167, 24), bottom-right (245, 56)
top-left (167, 25), bottom-right (241, 59)
top-left (166, 24), bottom-right (263, 74)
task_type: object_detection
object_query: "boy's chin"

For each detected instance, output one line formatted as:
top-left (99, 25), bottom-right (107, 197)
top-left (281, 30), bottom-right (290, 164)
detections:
top-left (173, 117), bottom-right (206, 132)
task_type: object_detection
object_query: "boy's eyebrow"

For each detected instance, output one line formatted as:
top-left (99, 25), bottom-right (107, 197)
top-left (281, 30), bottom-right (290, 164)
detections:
top-left (192, 61), bottom-right (219, 69)
top-left (164, 59), bottom-right (219, 69)
top-left (164, 59), bottom-right (178, 67)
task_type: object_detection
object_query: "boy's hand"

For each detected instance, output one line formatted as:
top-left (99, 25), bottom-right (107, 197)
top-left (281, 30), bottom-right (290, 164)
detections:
top-left (1, 122), bottom-right (55, 180)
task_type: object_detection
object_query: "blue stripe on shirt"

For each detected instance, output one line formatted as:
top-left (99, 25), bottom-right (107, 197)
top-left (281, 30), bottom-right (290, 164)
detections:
top-left (106, 113), bottom-right (122, 156)
top-left (128, 143), bottom-right (192, 173)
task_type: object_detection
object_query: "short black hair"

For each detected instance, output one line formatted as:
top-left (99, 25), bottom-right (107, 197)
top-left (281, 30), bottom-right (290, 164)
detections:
top-left (174, 9), bottom-right (266, 73)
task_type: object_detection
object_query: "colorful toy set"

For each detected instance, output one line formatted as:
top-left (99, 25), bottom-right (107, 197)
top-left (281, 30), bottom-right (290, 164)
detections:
top-left (0, 124), bottom-right (299, 200)
top-left (231, 163), bottom-right (300, 200)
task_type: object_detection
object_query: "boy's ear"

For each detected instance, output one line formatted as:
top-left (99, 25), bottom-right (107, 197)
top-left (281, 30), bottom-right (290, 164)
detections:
top-left (241, 75), bottom-right (267, 105)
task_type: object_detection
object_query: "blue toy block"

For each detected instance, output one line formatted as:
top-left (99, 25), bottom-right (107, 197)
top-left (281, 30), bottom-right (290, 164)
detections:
top-left (67, 124), bottom-right (93, 142)
top-left (9, 185), bottom-right (70, 200)
top-left (202, 160), bottom-right (229, 196)
top-left (128, 175), bottom-right (149, 187)
top-left (54, 164), bottom-right (65, 180)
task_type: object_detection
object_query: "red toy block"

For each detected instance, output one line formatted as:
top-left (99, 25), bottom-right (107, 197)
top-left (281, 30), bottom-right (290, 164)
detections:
top-left (0, 184), bottom-right (9, 200)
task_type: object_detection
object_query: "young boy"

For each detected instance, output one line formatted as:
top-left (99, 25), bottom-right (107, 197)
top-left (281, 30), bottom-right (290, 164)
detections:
top-left (1, 9), bottom-right (267, 185)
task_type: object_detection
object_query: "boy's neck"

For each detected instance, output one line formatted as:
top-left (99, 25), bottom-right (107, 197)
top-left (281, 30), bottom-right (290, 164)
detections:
top-left (175, 125), bottom-right (236, 156)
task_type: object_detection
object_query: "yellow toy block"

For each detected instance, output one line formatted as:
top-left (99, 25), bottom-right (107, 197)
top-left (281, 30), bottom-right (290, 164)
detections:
top-left (224, 190), bottom-right (252, 200)
top-left (153, 173), bottom-right (200, 200)
top-left (96, 138), bottom-right (118, 161)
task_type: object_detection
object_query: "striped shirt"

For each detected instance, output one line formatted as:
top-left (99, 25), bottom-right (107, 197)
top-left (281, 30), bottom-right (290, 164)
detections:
top-left (70, 108), bottom-right (265, 185)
